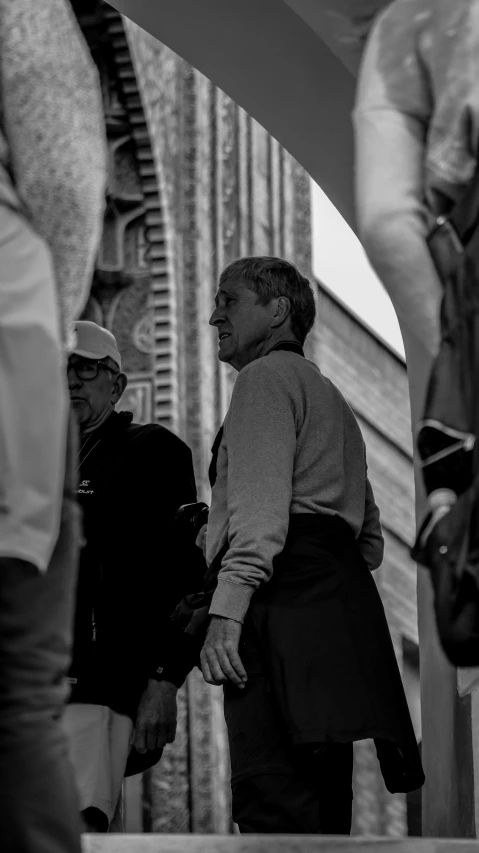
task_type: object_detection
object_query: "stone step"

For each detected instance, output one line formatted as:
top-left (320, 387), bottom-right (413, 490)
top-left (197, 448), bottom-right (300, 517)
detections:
top-left (82, 835), bottom-right (479, 853)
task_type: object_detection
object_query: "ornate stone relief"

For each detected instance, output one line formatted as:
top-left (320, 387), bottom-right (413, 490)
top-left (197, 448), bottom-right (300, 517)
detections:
top-left (133, 312), bottom-right (156, 354)
top-left (75, 1), bottom-right (176, 429)
top-left (116, 381), bottom-right (152, 425)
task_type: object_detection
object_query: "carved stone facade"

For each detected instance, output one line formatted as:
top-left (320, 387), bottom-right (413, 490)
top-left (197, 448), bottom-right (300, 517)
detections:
top-left (75, 1), bottom-right (419, 837)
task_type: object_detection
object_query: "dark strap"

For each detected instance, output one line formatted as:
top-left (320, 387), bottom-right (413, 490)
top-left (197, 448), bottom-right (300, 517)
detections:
top-left (208, 340), bottom-right (304, 487)
top-left (447, 162), bottom-right (479, 247)
top-left (208, 427), bottom-right (224, 488)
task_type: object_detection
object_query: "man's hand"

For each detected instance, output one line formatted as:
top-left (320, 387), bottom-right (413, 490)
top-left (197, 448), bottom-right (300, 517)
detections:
top-left (200, 616), bottom-right (247, 688)
top-left (133, 679), bottom-right (178, 754)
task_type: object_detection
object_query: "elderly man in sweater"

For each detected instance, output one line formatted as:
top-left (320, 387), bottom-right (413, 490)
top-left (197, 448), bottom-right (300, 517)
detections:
top-left (0, 2), bottom-right (106, 851)
top-left (153, 256), bottom-right (424, 834)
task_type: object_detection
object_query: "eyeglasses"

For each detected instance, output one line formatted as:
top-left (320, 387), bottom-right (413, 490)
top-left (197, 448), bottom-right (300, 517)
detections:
top-left (67, 357), bottom-right (118, 381)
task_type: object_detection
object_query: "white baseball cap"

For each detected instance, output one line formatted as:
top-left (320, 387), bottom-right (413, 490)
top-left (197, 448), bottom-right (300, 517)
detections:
top-left (71, 321), bottom-right (122, 370)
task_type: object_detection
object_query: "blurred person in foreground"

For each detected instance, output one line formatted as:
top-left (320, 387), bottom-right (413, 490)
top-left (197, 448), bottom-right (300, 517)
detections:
top-left (151, 256), bottom-right (425, 834)
top-left (354, 0), bottom-right (479, 651)
top-left (65, 321), bottom-right (205, 833)
top-left (0, 2), bottom-right (107, 851)
top-left (354, 0), bottom-right (479, 360)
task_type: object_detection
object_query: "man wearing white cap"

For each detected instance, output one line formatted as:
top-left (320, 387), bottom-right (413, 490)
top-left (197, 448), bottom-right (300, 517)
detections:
top-left (64, 321), bottom-right (204, 832)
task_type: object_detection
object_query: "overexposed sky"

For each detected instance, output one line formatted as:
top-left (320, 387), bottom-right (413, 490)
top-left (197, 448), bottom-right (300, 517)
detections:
top-left (311, 181), bottom-right (405, 360)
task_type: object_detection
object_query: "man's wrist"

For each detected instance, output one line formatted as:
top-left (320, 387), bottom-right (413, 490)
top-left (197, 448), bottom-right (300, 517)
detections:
top-left (209, 579), bottom-right (253, 624)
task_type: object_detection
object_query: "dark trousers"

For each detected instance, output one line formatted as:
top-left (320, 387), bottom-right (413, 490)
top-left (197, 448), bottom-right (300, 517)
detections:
top-left (225, 670), bottom-right (354, 835)
top-left (232, 742), bottom-right (354, 834)
top-left (0, 419), bottom-right (82, 853)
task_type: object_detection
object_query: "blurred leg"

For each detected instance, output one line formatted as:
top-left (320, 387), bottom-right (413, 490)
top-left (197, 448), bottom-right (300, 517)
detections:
top-left (0, 417), bottom-right (83, 853)
top-left (353, 19), bottom-right (441, 358)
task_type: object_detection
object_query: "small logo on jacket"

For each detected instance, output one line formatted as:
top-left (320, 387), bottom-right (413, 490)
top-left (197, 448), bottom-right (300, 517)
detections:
top-left (77, 479), bottom-right (94, 495)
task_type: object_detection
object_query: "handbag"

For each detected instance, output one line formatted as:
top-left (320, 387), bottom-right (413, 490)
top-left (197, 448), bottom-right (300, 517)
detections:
top-left (411, 167), bottom-right (479, 666)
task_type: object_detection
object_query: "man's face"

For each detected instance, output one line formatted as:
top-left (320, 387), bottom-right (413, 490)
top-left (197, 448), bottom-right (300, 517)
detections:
top-left (209, 278), bottom-right (277, 370)
top-left (67, 356), bottom-right (119, 427)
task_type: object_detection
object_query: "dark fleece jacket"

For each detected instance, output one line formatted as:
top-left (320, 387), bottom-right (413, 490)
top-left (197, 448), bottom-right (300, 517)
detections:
top-left (68, 410), bottom-right (205, 720)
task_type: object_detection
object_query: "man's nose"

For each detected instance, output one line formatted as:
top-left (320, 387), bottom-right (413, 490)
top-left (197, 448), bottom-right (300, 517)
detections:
top-left (67, 367), bottom-right (82, 391)
top-left (209, 307), bottom-right (223, 326)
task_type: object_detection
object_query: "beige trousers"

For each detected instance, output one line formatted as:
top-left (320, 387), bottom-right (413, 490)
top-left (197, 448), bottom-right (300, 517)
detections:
top-left (63, 703), bottom-right (133, 828)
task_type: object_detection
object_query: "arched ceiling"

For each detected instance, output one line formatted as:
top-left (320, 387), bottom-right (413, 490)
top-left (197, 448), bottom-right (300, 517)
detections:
top-left (105, 0), bottom-right (391, 231)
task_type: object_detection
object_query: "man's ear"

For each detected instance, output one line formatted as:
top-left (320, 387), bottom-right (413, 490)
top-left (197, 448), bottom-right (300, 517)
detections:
top-left (112, 372), bottom-right (128, 404)
top-left (270, 296), bottom-right (291, 328)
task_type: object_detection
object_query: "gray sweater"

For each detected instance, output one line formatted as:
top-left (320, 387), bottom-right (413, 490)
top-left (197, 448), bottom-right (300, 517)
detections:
top-left (206, 350), bottom-right (384, 623)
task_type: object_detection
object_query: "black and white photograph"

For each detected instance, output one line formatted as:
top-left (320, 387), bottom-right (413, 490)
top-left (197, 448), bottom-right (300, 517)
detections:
top-left (1, 2), bottom-right (478, 851)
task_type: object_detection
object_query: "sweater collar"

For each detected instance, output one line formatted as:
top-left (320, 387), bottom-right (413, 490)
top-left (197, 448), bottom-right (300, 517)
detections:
top-left (263, 340), bottom-right (304, 357)
top-left (208, 339), bottom-right (304, 487)
top-left (80, 409), bottom-right (133, 441)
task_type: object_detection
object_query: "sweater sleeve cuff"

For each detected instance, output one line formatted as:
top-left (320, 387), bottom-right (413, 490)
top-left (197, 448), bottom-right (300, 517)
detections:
top-left (209, 579), bottom-right (254, 624)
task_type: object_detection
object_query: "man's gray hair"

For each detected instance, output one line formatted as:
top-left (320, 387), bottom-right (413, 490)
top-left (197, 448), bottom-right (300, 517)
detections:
top-left (219, 256), bottom-right (316, 344)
